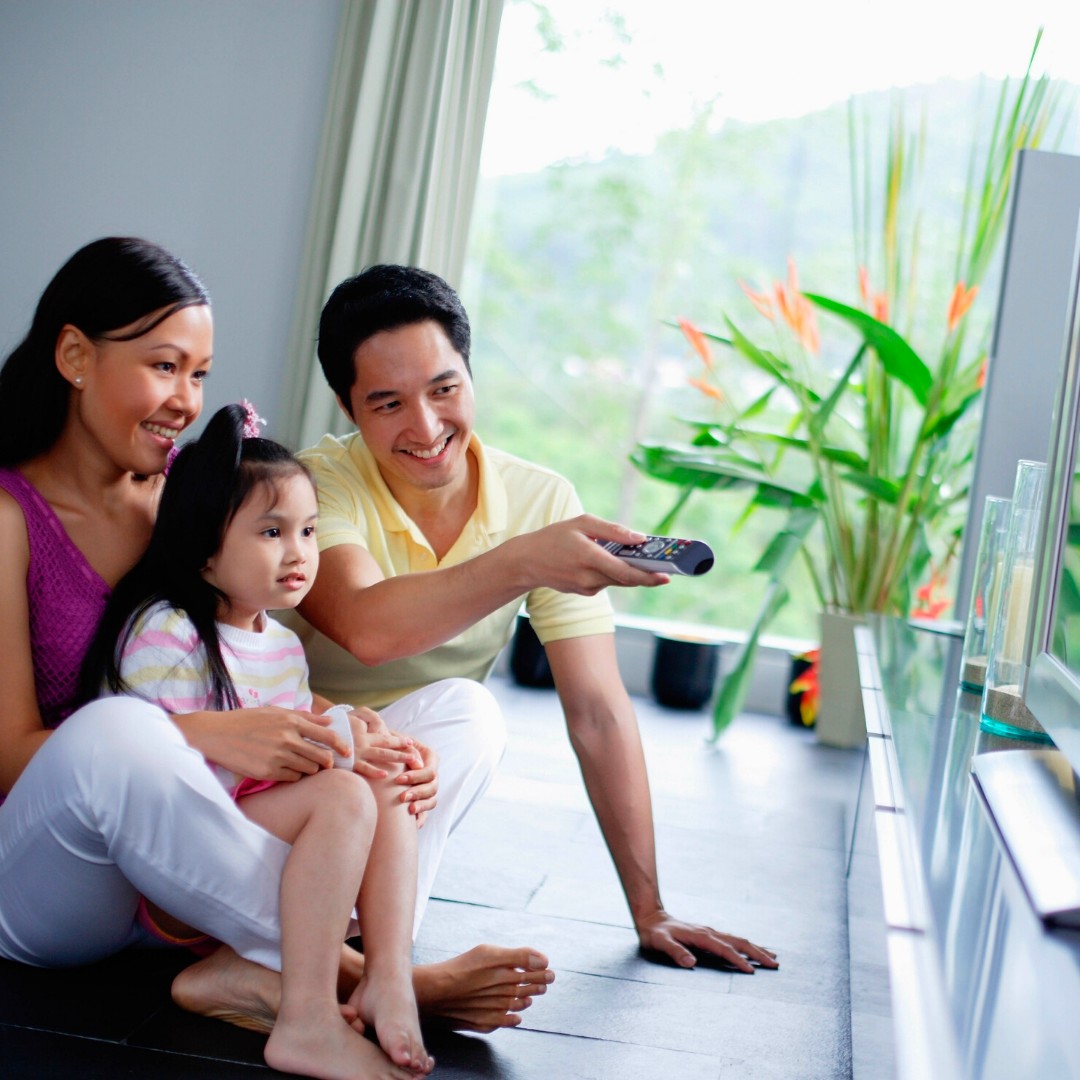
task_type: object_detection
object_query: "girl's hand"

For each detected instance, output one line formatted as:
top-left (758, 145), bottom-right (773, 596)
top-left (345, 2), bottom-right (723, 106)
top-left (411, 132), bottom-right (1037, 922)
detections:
top-left (347, 707), bottom-right (424, 781)
top-left (171, 707), bottom-right (351, 782)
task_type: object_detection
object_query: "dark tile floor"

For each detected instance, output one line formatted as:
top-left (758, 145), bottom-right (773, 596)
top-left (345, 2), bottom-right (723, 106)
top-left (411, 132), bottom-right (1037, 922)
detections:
top-left (1, 677), bottom-right (863, 1078)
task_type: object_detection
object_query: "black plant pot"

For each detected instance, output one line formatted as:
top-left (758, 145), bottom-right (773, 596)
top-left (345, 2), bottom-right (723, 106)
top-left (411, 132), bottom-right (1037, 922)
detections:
top-left (652, 636), bottom-right (720, 710)
top-left (509, 615), bottom-right (555, 689)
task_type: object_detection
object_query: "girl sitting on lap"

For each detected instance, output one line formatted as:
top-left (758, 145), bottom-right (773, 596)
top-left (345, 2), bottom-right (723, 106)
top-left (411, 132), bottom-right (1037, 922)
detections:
top-left (82, 401), bottom-right (431, 1080)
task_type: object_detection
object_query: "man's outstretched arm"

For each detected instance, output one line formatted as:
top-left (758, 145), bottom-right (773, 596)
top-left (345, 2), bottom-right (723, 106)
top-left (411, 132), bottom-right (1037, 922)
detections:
top-left (299, 516), bottom-right (665, 667)
top-left (545, 633), bottom-right (779, 973)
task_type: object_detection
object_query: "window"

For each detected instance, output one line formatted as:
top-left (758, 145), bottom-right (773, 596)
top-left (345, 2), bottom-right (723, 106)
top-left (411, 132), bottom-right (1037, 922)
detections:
top-left (462, 1), bottom-right (1080, 637)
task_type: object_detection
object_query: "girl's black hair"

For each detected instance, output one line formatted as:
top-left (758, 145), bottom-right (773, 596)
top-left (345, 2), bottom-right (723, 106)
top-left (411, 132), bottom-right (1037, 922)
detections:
top-left (80, 404), bottom-right (313, 711)
top-left (0, 237), bottom-right (209, 466)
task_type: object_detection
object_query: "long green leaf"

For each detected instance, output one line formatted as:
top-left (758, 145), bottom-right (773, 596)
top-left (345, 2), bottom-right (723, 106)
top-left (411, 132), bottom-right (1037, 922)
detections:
top-left (710, 581), bottom-right (789, 741)
top-left (812, 344), bottom-right (866, 435)
top-left (754, 506), bottom-right (821, 577)
top-left (724, 317), bottom-right (791, 383)
top-left (840, 470), bottom-right (902, 504)
top-left (743, 432), bottom-right (868, 471)
top-left (805, 293), bottom-right (932, 404)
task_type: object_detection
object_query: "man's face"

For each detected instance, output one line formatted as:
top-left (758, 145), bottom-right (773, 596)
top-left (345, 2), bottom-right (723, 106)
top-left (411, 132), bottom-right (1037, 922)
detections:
top-left (345, 320), bottom-right (474, 493)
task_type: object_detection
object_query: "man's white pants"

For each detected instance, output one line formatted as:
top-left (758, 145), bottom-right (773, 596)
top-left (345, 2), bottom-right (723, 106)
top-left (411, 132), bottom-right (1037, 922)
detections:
top-left (0, 678), bottom-right (505, 969)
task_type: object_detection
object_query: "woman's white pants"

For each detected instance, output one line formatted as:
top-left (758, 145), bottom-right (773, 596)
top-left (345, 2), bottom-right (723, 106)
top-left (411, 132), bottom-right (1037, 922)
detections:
top-left (0, 678), bottom-right (505, 970)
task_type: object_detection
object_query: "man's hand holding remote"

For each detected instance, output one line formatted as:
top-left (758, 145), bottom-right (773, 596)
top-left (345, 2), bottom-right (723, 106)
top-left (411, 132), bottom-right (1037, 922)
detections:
top-left (505, 515), bottom-right (672, 596)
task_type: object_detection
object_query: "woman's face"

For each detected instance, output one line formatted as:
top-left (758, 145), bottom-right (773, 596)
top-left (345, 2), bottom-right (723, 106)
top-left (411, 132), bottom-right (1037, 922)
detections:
top-left (64, 304), bottom-right (213, 476)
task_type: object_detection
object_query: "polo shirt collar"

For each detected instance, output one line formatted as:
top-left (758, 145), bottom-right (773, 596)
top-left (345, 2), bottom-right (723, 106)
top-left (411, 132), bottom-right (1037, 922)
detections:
top-left (347, 431), bottom-right (508, 545)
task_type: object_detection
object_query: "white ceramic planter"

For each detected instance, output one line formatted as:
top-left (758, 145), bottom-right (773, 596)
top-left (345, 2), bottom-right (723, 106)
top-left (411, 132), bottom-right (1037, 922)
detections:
top-left (815, 610), bottom-right (867, 748)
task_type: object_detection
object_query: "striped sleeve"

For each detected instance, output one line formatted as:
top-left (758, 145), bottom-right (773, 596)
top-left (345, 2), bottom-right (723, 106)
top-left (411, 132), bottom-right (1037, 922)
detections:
top-left (117, 603), bottom-right (214, 713)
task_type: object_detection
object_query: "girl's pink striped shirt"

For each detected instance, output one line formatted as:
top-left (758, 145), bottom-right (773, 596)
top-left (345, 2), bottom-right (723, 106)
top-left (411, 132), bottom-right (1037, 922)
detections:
top-left (118, 602), bottom-right (313, 796)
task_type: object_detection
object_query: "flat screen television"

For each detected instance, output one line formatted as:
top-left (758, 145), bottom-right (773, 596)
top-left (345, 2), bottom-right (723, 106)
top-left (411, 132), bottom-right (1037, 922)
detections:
top-left (1025, 221), bottom-right (1080, 770)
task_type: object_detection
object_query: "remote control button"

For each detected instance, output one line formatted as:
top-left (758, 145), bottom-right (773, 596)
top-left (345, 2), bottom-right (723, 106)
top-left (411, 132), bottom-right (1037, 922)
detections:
top-left (642, 539), bottom-right (665, 554)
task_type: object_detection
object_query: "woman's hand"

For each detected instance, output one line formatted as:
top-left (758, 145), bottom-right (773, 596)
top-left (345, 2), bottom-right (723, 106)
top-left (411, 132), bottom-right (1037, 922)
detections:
top-left (171, 707), bottom-right (351, 782)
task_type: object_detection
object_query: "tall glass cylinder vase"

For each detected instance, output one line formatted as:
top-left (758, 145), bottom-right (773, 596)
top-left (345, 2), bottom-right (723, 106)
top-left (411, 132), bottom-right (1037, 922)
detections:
top-left (960, 496), bottom-right (1012, 693)
top-left (980, 460), bottom-right (1053, 744)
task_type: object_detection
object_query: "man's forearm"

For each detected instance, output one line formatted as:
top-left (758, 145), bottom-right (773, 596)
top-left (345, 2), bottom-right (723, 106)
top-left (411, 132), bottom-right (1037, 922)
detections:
top-left (567, 703), bottom-right (664, 924)
top-left (302, 541), bottom-right (529, 666)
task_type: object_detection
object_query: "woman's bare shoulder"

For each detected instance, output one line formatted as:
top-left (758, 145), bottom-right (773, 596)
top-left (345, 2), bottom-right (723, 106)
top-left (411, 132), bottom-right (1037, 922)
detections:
top-left (0, 484), bottom-right (30, 566)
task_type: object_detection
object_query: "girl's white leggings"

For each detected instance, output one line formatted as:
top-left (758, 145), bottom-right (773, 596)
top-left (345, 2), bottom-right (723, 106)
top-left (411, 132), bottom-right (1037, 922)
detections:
top-left (0, 677), bottom-right (505, 971)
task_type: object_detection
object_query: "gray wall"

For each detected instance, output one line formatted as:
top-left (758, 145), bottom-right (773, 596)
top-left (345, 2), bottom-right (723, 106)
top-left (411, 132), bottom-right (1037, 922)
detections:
top-left (0, 0), bottom-right (341, 435)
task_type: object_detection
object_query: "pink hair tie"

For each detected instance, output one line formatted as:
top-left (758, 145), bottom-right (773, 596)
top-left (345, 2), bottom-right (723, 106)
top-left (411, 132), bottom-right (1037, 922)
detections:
top-left (163, 400), bottom-right (266, 476)
top-left (240, 399), bottom-right (267, 440)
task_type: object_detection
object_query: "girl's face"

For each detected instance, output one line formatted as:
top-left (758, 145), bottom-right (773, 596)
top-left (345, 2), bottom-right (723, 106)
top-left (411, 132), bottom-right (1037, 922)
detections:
top-left (203, 471), bottom-right (320, 631)
top-left (59, 304), bottom-right (213, 476)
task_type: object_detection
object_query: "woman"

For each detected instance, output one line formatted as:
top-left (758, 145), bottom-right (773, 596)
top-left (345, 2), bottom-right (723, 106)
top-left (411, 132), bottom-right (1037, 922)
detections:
top-left (0, 239), bottom-right (551, 1052)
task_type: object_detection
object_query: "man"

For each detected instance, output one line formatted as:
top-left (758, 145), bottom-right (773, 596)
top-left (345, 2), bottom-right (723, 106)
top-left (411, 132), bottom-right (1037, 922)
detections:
top-left (294, 264), bottom-right (778, 976)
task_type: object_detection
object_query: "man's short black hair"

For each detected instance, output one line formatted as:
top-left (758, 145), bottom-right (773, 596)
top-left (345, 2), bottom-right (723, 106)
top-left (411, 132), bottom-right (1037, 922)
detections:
top-left (317, 264), bottom-right (472, 414)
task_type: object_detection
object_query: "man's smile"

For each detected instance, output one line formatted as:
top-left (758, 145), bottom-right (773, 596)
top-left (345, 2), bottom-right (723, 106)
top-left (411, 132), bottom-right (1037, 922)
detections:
top-left (399, 433), bottom-right (453, 461)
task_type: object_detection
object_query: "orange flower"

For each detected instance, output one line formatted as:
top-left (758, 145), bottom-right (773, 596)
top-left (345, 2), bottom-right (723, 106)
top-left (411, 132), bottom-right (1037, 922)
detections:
top-left (789, 649), bottom-right (820, 727)
top-left (688, 376), bottom-right (723, 401)
top-left (911, 568), bottom-right (950, 620)
top-left (678, 317), bottom-right (713, 370)
top-left (947, 282), bottom-right (979, 333)
top-left (858, 266), bottom-right (889, 324)
top-left (772, 257), bottom-right (820, 354)
top-left (976, 356), bottom-right (988, 389)
top-left (740, 281), bottom-right (775, 321)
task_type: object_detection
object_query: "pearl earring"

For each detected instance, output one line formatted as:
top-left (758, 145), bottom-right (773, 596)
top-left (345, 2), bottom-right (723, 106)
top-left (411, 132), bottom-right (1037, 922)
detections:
top-left (75, 377), bottom-right (82, 385)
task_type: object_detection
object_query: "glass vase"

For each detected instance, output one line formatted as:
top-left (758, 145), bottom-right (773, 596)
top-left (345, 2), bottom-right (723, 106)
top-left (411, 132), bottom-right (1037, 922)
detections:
top-left (980, 460), bottom-right (1053, 744)
top-left (959, 496), bottom-right (1012, 693)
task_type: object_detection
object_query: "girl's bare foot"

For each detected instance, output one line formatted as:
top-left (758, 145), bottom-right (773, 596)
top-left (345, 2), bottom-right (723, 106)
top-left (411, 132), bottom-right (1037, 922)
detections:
top-left (266, 1004), bottom-right (412, 1080)
top-left (413, 945), bottom-right (555, 1032)
top-left (173, 946), bottom-right (361, 1034)
top-left (350, 973), bottom-right (433, 1076)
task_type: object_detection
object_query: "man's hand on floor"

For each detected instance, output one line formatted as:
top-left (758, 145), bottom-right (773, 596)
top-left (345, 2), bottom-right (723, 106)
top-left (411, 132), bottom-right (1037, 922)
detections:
top-left (635, 909), bottom-right (779, 973)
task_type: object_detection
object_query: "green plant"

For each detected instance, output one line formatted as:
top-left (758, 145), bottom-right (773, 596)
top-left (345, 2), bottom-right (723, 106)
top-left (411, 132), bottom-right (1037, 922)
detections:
top-left (633, 32), bottom-right (1071, 739)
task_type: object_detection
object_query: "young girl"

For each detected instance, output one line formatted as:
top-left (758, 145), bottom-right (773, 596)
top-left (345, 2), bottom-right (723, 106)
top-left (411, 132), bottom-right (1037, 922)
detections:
top-left (82, 402), bottom-right (432, 1080)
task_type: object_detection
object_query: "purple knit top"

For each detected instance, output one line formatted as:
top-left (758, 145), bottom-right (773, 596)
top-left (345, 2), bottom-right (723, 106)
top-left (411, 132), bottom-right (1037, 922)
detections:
top-left (0, 467), bottom-right (111, 729)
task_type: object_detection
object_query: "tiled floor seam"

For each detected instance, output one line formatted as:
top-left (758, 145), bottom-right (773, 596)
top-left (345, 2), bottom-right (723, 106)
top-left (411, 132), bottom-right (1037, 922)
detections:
top-left (505, 1021), bottom-right (722, 1062)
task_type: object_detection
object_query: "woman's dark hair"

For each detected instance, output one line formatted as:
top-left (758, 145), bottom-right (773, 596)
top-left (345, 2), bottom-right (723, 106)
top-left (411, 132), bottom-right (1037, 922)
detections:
top-left (80, 404), bottom-right (313, 711)
top-left (0, 237), bottom-right (209, 465)
top-left (318, 264), bottom-right (471, 414)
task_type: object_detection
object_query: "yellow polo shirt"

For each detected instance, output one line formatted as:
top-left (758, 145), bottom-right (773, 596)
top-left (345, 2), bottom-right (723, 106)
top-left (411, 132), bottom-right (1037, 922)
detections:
top-left (288, 431), bottom-right (614, 709)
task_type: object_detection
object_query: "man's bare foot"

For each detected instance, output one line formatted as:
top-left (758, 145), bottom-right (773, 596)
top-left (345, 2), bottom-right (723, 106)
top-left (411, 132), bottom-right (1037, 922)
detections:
top-left (266, 1004), bottom-right (412, 1080)
top-left (413, 945), bottom-right (555, 1033)
top-left (173, 946), bottom-right (361, 1034)
top-left (349, 971), bottom-right (433, 1076)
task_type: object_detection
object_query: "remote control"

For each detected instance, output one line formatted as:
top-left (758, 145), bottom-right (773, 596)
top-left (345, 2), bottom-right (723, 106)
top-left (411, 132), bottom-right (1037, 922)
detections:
top-left (306, 703), bottom-right (355, 770)
top-left (596, 535), bottom-right (715, 576)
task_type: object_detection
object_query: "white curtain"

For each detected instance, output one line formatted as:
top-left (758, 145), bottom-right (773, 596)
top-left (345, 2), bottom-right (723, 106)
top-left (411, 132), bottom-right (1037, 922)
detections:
top-left (278, 0), bottom-right (504, 449)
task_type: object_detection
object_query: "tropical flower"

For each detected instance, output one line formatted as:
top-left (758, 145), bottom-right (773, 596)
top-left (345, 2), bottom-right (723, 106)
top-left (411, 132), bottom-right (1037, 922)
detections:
top-left (678, 317), bottom-right (714, 369)
top-left (789, 649), bottom-right (820, 727)
top-left (976, 356), bottom-right (988, 389)
top-left (911, 568), bottom-right (950, 619)
top-left (688, 376), bottom-right (723, 401)
top-left (740, 281), bottom-right (775, 321)
top-left (947, 282), bottom-right (979, 333)
top-left (858, 266), bottom-right (889, 324)
top-left (773, 257), bottom-right (820, 353)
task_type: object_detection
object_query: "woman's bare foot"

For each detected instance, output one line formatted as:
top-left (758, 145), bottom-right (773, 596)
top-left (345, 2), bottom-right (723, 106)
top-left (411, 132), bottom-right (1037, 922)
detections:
top-left (413, 945), bottom-right (555, 1032)
top-left (266, 1004), bottom-right (413, 1080)
top-left (173, 946), bottom-right (361, 1034)
top-left (349, 972), bottom-right (433, 1076)
top-left (174, 942), bottom-right (552, 1038)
